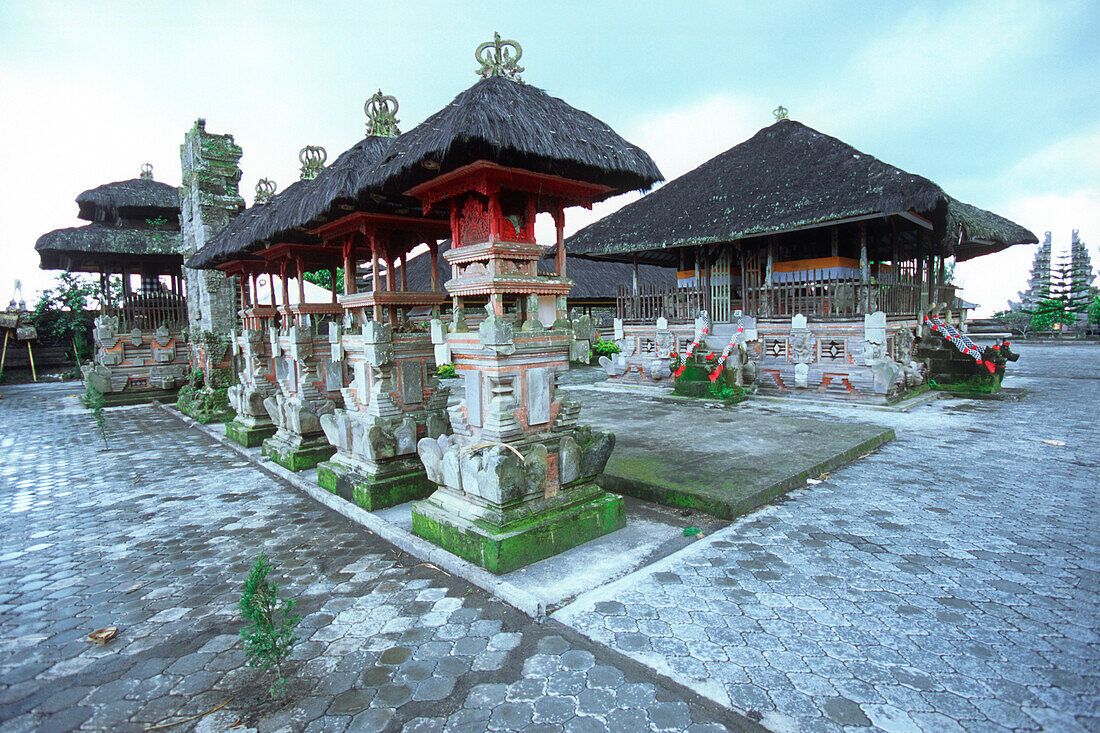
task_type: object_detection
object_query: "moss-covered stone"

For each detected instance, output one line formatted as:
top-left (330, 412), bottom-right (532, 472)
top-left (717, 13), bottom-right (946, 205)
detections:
top-left (84, 387), bottom-right (180, 408)
top-left (261, 436), bottom-right (335, 472)
top-left (225, 420), bottom-right (276, 448)
top-left (599, 428), bottom-right (895, 520)
top-left (317, 461), bottom-right (436, 511)
top-left (410, 489), bottom-right (625, 574)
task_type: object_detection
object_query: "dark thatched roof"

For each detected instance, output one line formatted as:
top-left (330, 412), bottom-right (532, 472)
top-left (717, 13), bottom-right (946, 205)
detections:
top-left (76, 177), bottom-right (181, 223)
top-left (397, 240), bottom-right (674, 300)
top-left (946, 197), bottom-right (1039, 262)
top-left (371, 76), bottom-right (662, 199)
top-left (186, 136), bottom-right (393, 269)
top-left (188, 77), bottom-right (661, 270)
top-left (567, 119), bottom-right (1036, 264)
top-left (36, 223), bottom-right (183, 272)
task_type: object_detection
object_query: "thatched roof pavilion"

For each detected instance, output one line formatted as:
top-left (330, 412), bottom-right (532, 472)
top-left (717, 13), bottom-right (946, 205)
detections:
top-left (567, 119), bottom-right (1036, 267)
top-left (370, 75), bottom-right (661, 200)
top-left (37, 165), bottom-right (183, 275)
top-left (188, 76), bottom-right (662, 272)
top-left (186, 136), bottom-right (393, 270)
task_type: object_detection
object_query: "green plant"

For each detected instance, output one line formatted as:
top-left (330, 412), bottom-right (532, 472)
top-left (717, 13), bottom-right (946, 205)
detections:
top-left (85, 383), bottom-right (109, 450)
top-left (1089, 294), bottom-right (1100, 326)
top-left (239, 551), bottom-right (300, 700)
top-left (437, 363), bottom-right (457, 379)
top-left (590, 338), bottom-right (621, 360)
top-left (30, 271), bottom-right (101, 366)
top-left (303, 268), bottom-right (344, 295)
top-left (1028, 298), bottom-right (1076, 332)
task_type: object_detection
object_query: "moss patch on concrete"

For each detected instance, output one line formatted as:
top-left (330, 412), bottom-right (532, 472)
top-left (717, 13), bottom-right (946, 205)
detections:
top-left (575, 391), bottom-right (895, 521)
top-left (261, 437), bottom-right (335, 472)
top-left (317, 461), bottom-right (436, 511)
top-left (225, 420), bottom-right (276, 448)
top-left (411, 490), bottom-right (625, 574)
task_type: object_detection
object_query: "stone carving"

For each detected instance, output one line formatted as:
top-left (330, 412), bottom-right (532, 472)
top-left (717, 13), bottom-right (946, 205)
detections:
top-left (416, 428), bottom-right (615, 512)
top-left (869, 357), bottom-right (904, 395)
top-left (655, 329), bottom-right (674, 359)
top-left (263, 378), bottom-right (335, 438)
top-left (789, 329), bottom-right (816, 364)
top-left (526, 367), bottom-right (551, 425)
top-left (478, 314), bottom-right (515, 355)
top-left (598, 355), bottom-right (626, 377)
top-left (794, 362), bottom-right (810, 388)
top-left (644, 359), bottom-right (670, 381)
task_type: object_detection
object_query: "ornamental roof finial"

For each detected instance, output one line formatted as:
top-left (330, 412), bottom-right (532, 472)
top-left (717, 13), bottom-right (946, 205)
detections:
top-left (255, 178), bottom-right (277, 205)
top-left (773, 105), bottom-right (789, 121)
top-left (299, 145), bottom-right (327, 181)
top-left (140, 162), bottom-right (153, 180)
top-left (476, 32), bottom-right (524, 82)
top-left (364, 90), bottom-right (400, 137)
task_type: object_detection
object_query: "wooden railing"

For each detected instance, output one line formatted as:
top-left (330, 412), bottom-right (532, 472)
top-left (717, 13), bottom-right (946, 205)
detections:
top-left (106, 293), bottom-right (189, 332)
top-left (616, 282), bottom-right (704, 322)
top-left (618, 276), bottom-right (933, 322)
top-left (744, 279), bottom-right (923, 317)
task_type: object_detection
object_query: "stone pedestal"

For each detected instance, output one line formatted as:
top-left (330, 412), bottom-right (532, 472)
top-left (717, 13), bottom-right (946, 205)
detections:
top-left (225, 317), bottom-right (278, 447)
top-left (412, 318), bottom-right (623, 574)
top-left (317, 320), bottom-right (450, 510)
top-left (260, 318), bottom-right (341, 471)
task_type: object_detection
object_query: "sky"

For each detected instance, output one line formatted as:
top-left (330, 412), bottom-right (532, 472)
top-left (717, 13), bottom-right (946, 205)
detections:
top-left (1, 0), bottom-right (1097, 316)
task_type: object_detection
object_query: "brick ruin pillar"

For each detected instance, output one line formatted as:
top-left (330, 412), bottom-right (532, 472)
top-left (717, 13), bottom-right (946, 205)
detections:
top-left (179, 119), bottom-right (244, 378)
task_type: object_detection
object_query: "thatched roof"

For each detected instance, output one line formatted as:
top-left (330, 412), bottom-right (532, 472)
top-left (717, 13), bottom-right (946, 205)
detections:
top-left (76, 177), bottom-right (181, 223)
top-left (397, 239), bottom-right (674, 300)
top-left (186, 136), bottom-right (393, 269)
top-left (372, 76), bottom-right (662, 199)
top-left (567, 119), bottom-right (1036, 264)
top-left (36, 223), bottom-right (183, 272)
top-left (946, 197), bottom-right (1039, 262)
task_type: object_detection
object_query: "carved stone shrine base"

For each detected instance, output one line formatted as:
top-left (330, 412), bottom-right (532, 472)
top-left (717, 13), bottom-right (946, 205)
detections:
top-left (317, 455), bottom-right (436, 512)
top-left (410, 482), bottom-right (624, 575)
top-left (225, 420), bottom-right (278, 448)
top-left (262, 431), bottom-right (336, 472)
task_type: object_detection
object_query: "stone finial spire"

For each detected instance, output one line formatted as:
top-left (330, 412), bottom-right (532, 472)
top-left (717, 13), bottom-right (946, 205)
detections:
top-left (364, 90), bottom-right (400, 137)
top-left (140, 162), bottom-right (154, 180)
top-left (255, 178), bottom-right (277, 205)
top-left (299, 145), bottom-right (327, 181)
top-left (476, 32), bottom-right (524, 81)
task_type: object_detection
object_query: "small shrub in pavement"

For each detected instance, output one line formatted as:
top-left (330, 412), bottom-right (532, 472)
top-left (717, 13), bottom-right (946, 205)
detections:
top-left (239, 551), bottom-right (300, 699)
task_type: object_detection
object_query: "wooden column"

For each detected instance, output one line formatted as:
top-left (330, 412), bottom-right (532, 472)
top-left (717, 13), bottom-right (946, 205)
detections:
top-left (916, 231), bottom-right (927, 313)
top-left (297, 257), bottom-right (306, 305)
top-left (429, 241), bottom-right (439, 292)
top-left (399, 253), bottom-right (407, 292)
top-left (764, 238), bottom-right (774, 317)
top-left (343, 235), bottom-right (358, 295)
top-left (831, 226), bottom-right (839, 257)
top-left (632, 253), bottom-right (639, 299)
top-left (268, 271), bottom-right (276, 307)
top-left (280, 264), bottom-right (290, 307)
top-left (371, 237), bottom-right (382, 322)
top-left (554, 206), bottom-right (566, 279)
top-left (329, 267), bottom-right (338, 303)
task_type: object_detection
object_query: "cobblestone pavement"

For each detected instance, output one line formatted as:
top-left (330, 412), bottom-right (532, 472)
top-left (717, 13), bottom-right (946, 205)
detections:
top-left (556, 344), bottom-right (1100, 733)
top-left (0, 385), bottom-right (753, 732)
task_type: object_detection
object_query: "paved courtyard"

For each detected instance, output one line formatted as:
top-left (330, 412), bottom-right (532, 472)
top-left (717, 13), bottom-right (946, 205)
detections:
top-left (0, 343), bottom-right (1097, 732)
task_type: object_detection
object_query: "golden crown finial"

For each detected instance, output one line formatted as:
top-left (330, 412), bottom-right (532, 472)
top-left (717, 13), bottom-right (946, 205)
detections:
top-left (476, 32), bottom-right (524, 81)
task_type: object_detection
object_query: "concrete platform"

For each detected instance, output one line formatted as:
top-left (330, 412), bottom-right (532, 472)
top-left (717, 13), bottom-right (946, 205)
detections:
top-left (570, 388), bottom-right (896, 520)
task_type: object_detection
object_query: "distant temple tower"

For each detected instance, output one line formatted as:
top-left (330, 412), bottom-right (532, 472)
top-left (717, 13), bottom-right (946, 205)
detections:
top-left (1018, 231), bottom-right (1053, 310)
top-left (180, 119), bottom-right (244, 336)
